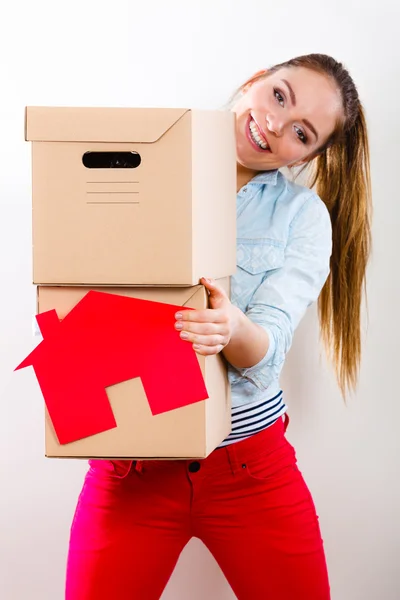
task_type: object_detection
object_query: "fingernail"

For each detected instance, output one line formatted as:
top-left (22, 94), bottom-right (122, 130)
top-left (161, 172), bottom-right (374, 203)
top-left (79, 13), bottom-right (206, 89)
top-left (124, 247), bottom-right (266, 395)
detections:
top-left (180, 331), bottom-right (189, 340)
top-left (193, 344), bottom-right (201, 350)
top-left (175, 312), bottom-right (183, 320)
top-left (175, 321), bottom-right (183, 330)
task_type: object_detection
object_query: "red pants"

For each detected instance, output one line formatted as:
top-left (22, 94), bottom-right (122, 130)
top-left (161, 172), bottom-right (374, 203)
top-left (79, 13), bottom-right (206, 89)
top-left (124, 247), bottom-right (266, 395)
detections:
top-left (66, 417), bottom-right (330, 599)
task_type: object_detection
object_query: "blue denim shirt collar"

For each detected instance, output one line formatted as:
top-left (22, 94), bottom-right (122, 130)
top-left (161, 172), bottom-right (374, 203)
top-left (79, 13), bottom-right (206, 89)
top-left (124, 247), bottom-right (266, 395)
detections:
top-left (249, 169), bottom-right (280, 186)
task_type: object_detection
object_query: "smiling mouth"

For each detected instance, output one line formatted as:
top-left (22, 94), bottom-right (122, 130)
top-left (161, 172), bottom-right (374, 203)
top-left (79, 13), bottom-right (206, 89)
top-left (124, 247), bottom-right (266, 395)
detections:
top-left (248, 117), bottom-right (270, 151)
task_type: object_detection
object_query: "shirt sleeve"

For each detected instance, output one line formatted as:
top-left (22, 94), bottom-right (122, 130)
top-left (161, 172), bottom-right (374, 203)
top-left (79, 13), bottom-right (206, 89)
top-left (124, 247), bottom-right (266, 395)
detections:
top-left (228, 193), bottom-right (332, 390)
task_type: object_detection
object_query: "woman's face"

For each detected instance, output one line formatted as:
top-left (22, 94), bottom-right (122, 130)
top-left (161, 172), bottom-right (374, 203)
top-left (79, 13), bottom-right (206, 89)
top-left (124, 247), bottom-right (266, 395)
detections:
top-left (233, 66), bottom-right (343, 171)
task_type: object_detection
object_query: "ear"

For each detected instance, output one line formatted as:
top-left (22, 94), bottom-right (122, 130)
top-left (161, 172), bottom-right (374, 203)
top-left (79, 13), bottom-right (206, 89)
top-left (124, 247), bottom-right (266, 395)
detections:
top-left (242, 69), bottom-right (269, 93)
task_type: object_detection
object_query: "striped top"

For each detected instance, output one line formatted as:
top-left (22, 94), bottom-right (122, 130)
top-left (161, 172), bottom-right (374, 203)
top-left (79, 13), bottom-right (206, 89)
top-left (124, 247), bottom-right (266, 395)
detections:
top-left (218, 391), bottom-right (286, 447)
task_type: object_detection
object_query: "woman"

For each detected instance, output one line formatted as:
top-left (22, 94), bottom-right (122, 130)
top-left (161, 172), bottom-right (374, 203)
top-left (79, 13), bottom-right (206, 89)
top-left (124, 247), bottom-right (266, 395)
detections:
top-left (66, 54), bottom-right (371, 599)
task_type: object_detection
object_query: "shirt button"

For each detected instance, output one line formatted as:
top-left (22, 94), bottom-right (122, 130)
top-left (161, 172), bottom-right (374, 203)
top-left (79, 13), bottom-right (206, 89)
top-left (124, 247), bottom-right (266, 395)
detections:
top-left (188, 461), bottom-right (201, 473)
top-left (242, 187), bottom-right (248, 192)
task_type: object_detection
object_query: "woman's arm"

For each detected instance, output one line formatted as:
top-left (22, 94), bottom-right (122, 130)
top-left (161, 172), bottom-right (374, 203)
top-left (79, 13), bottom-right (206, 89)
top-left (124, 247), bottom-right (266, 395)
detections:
top-left (175, 193), bottom-right (332, 389)
top-left (192, 279), bottom-right (271, 368)
top-left (223, 306), bottom-right (270, 368)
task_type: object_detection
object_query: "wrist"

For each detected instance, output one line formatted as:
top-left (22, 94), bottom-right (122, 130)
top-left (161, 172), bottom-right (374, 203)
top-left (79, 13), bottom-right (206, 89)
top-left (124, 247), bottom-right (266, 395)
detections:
top-left (229, 305), bottom-right (247, 342)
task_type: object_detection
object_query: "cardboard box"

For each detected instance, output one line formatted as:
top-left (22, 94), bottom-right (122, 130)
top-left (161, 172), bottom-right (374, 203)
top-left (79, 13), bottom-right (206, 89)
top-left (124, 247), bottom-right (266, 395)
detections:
top-left (37, 280), bottom-right (231, 459)
top-left (26, 107), bottom-right (237, 286)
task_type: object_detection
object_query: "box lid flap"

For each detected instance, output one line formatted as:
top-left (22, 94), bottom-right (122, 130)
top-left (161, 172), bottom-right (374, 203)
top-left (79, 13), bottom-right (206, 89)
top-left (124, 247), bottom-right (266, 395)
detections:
top-left (182, 285), bottom-right (208, 309)
top-left (25, 107), bottom-right (190, 143)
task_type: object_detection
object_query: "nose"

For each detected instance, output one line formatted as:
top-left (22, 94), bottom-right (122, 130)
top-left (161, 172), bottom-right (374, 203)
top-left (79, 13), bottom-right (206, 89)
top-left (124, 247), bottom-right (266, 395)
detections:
top-left (265, 112), bottom-right (284, 137)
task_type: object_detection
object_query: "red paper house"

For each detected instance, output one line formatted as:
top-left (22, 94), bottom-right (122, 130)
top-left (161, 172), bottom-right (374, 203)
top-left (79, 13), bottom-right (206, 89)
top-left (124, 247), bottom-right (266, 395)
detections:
top-left (15, 291), bottom-right (208, 445)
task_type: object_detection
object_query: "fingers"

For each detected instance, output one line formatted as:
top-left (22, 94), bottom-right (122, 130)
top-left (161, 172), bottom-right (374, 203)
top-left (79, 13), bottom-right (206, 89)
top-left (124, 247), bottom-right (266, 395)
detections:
top-left (192, 343), bottom-right (225, 356)
top-left (175, 309), bottom-right (227, 324)
top-left (174, 305), bottom-right (231, 357)
top-left (178, 331), bottom-right (227, 347)
top-left (200, 277), bottom-right (228, 299)
top-left (175, 321), bottom-right (223, 335)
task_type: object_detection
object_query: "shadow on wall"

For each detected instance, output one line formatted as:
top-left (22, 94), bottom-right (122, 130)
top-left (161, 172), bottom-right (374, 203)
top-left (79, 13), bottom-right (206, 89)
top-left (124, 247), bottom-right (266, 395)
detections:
top-left (280, 304), bottom-right (333, 427)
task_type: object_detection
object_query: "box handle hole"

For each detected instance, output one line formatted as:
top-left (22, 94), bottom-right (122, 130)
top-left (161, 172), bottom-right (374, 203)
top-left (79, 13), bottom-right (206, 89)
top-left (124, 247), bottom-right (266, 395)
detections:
top-left (82, 151), bottom-right (141, 169)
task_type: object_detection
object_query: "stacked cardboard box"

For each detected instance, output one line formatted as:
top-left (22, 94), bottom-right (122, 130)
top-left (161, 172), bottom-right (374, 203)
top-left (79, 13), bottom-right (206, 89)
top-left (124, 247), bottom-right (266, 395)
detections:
top-left (25, 106), bottom-right (237, 459)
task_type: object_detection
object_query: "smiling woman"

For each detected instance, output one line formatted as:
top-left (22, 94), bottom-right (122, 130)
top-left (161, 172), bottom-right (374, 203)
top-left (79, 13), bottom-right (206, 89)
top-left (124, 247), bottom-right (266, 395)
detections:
top-left (231, 54), bottom-right (371, 396)
top-left (233, 65), bottom-right (342, 171)
top-left (66, 53), bottom-right (371, 600)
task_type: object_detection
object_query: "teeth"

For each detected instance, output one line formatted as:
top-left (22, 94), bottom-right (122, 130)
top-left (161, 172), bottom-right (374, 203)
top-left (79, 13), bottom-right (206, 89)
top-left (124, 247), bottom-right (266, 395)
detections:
top-left (249, 119), bottom-right (268, 150)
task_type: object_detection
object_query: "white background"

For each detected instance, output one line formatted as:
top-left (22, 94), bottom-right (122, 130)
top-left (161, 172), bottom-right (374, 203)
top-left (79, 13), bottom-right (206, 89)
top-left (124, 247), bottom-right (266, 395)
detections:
top-left (1, 1), bottom-right (399, 598)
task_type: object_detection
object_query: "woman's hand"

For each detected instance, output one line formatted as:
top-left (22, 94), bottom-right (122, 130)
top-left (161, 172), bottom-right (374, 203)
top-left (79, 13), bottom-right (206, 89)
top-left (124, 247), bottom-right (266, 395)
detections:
top-left (174, 277), bottom-right (239, 356)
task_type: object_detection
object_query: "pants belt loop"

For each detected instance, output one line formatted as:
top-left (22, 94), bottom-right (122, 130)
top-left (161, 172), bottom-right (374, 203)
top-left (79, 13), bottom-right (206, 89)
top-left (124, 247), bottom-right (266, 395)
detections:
top-left (133, 460), bottom-right (143, 473)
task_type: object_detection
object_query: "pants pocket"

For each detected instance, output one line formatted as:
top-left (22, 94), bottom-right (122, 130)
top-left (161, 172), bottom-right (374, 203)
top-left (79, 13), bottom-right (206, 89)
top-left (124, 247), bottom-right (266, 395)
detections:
top-left (241, 440), bottom-right (297, 482)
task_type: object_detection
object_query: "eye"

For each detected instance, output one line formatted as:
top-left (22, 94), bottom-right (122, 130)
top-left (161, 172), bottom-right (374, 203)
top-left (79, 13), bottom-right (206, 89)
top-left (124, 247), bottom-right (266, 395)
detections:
top-left (273, 88), bottom-right (285, 107)
top-left (294, 126), bottom-right (307, 144)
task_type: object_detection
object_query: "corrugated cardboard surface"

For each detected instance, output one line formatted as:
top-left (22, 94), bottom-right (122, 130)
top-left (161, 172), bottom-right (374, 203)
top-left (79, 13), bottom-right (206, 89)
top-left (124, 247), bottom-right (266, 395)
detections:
top-left (37, 280), bottom-right (231, 459)
top-left (28, 107), bottom-right (236, 286)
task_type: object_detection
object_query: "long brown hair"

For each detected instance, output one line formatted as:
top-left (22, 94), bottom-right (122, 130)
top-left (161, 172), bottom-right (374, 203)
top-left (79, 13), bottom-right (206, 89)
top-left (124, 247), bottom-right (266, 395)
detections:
top-left (237, 54), bottom-right (372, 395)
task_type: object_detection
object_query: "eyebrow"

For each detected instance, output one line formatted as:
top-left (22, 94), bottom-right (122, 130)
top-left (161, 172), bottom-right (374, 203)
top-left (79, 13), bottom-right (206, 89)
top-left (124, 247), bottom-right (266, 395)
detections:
top-left (281, 78), bottom-right (319, 142)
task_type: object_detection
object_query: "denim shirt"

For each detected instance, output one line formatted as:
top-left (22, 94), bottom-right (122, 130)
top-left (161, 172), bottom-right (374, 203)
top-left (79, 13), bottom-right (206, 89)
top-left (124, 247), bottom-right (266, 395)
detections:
top-left (228, 169), bottom-right (332, 408)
